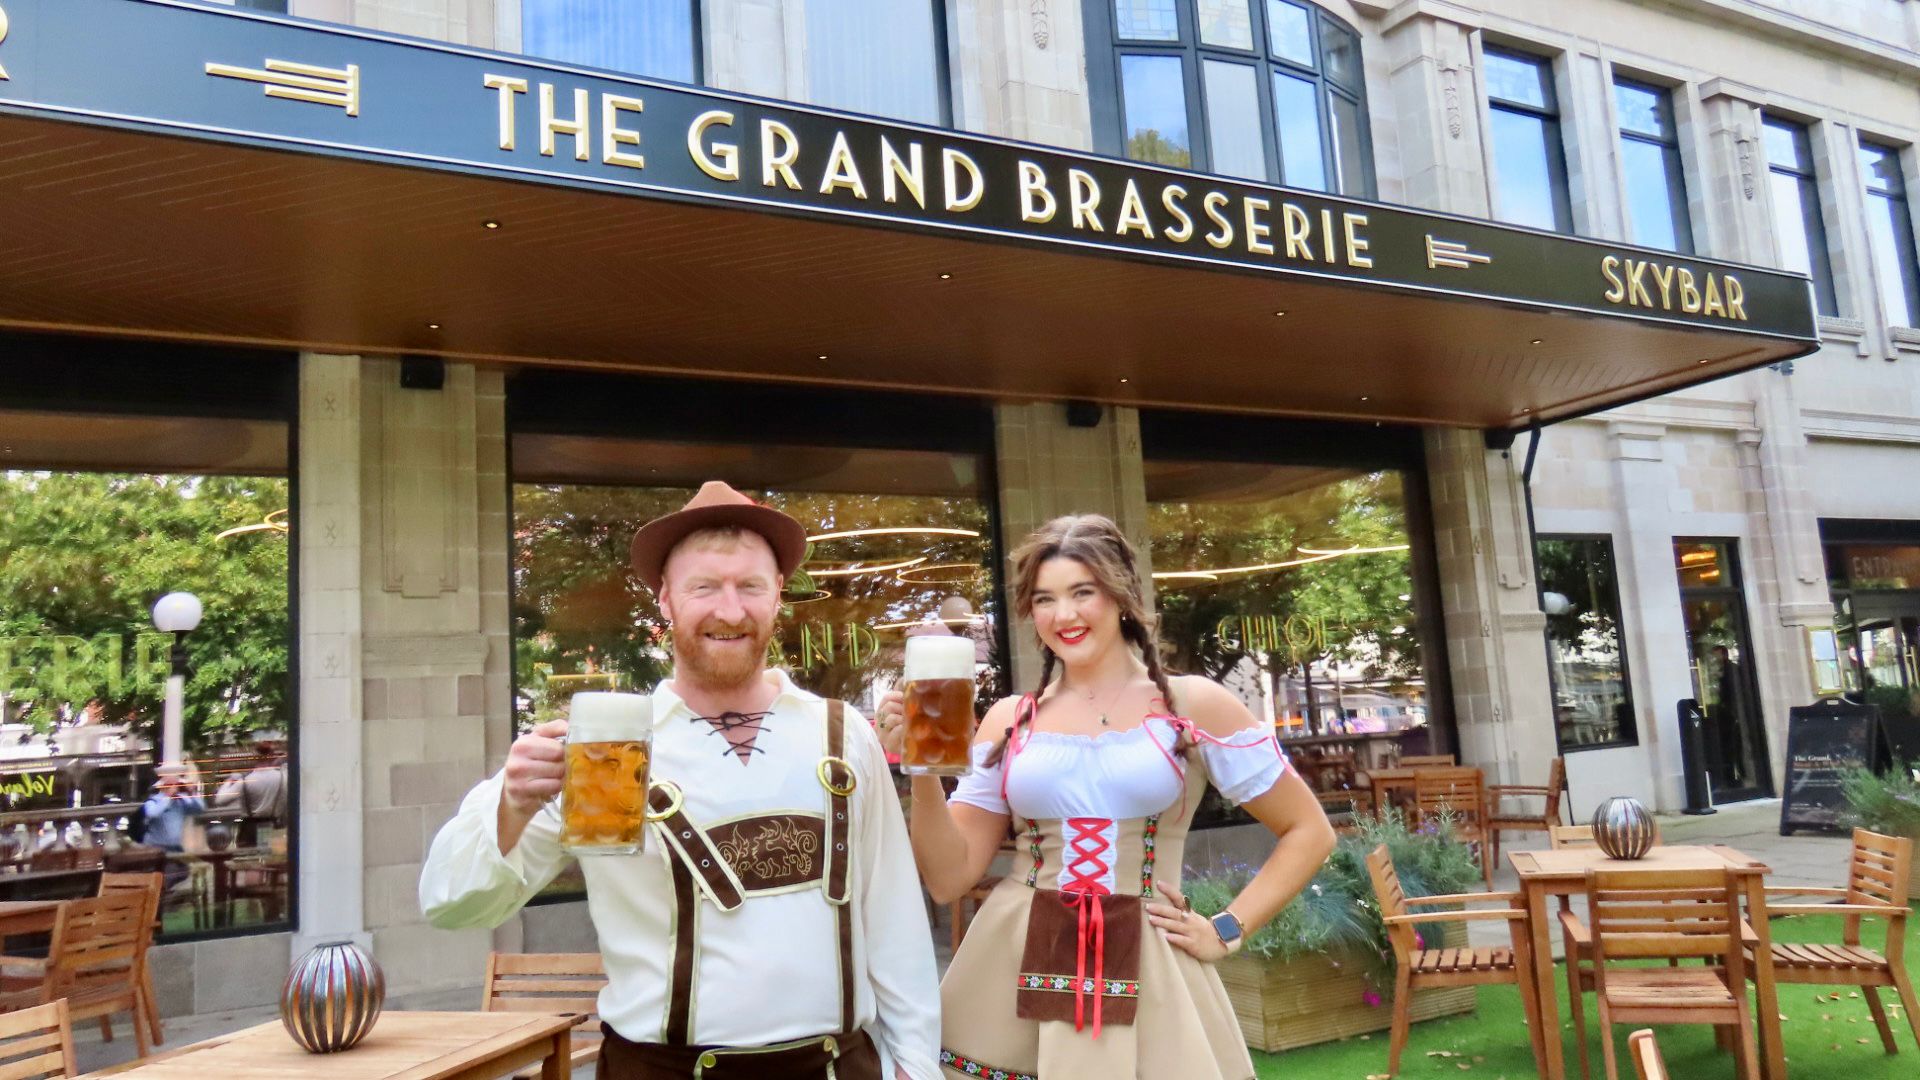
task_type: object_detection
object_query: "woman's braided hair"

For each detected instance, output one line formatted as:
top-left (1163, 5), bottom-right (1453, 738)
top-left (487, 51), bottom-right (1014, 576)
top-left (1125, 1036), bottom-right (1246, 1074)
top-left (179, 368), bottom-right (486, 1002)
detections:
top-left (985, 514), bottom-right (1181, 767)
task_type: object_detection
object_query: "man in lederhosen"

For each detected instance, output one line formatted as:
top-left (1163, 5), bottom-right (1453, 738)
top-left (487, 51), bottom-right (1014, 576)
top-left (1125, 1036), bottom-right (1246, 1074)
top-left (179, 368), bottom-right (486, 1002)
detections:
top-left (421, 482), bottom-right (939, 1079)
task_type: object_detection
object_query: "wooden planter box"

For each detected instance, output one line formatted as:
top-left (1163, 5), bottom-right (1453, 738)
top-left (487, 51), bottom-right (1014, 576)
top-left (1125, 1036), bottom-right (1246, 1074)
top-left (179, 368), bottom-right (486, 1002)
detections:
top-left (1216, 920), bottom-right (1477, 1053)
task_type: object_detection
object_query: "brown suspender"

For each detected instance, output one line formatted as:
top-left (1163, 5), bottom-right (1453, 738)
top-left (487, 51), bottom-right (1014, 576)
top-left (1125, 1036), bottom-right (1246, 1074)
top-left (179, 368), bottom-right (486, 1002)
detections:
top-left (659, 698), bottom-right (861, 1045)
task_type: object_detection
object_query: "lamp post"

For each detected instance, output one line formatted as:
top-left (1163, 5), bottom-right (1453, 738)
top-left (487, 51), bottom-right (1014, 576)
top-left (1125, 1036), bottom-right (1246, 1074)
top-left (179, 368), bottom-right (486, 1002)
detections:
top-left (151, 592), bottom-right (202, 773)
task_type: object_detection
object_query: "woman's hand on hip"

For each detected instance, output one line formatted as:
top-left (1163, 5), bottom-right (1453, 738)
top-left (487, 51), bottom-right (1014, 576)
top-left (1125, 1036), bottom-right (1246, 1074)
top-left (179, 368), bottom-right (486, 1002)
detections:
top-left (1145, 879), bottom-right (1236, 963)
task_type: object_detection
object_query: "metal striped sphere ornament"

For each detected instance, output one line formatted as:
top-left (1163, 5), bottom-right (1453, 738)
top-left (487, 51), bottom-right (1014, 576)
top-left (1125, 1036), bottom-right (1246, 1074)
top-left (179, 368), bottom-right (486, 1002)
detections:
top-left (1592, 796), bottom-right (1657, 860)
top-left (281, 941), bottom-right (385, 1053)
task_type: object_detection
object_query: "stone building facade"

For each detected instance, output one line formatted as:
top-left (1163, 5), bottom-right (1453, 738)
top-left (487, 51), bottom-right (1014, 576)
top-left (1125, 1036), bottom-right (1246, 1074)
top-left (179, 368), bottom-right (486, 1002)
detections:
top-left (119, 0), bottom-right (1916, 1010)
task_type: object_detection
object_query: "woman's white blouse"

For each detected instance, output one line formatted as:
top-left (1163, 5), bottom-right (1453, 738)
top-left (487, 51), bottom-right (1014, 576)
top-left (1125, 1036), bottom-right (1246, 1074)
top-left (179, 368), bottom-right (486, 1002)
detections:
top-left (949, 716), bottom-right (1288, 821)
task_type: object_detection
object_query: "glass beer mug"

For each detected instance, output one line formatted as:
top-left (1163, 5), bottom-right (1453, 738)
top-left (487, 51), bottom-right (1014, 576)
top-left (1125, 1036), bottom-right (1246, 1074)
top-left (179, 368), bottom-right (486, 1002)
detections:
top-left (901, 635), bottom-right (977, 777)
top-left (561, 692), bottom-right (653, 856)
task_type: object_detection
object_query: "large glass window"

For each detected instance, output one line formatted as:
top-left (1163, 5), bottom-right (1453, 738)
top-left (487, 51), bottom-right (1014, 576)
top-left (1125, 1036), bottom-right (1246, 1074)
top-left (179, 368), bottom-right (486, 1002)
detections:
top-left (1537, 535), bottom-right (1636, 750)
top-left (804, 1), bottom-right (949, 125)
top-left (1861, 141), bottom-right (1920, 328)
top-left (0, 337), bottom-right (294, 939)
top-left (1764, 118), bottom-right (1837, 316)
top-left (1484, 47), bottom-right (1571, 232)
top-left (1092, 0), bottom-right (1375, 196)
top-left (521, 0), bottom-right (700, 85)
top-left (509, 374), bottom-right (1002, 896)
top-left (1614, 77), bottom-right (1693, 253)
top-left (1142, 415), bottom-right (1442, 827)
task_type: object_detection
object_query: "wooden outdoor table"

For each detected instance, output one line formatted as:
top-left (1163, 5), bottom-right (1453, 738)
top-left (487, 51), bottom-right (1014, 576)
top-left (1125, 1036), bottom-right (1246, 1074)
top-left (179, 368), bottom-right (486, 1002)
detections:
top-left (80, 1011), bottom-right (574, 1080)
top-left (1508, 844), bottom-right (1783, 1080)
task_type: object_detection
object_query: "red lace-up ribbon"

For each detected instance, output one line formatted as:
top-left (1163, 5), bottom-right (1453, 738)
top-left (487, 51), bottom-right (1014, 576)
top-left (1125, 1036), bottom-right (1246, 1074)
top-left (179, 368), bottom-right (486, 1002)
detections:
top-left (1062, 817), bottom-right (1113, 1036)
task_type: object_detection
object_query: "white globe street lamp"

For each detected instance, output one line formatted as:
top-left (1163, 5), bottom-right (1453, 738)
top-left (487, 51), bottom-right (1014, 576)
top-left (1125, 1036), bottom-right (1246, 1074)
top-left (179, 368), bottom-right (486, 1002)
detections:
top-left (151, 592), bottom-right (202, 773)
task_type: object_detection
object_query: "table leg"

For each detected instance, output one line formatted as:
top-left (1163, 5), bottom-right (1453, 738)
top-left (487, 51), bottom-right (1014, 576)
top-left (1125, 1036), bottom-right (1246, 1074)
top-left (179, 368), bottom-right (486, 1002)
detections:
top-left (1527, 880), bottom-right (1566, 1080)
top-left (540, 1027), bottom-right (571, 1080)
top-left (1509, 901), bottom-right (1549, 1079)
top-left (1742, 875), bottom-right (1786, 1080)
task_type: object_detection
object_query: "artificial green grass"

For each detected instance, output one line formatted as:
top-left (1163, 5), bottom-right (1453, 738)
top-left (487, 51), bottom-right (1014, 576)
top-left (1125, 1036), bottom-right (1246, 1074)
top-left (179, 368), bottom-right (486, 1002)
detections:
top-left (1253, 905), bottom-right (1919, 1079)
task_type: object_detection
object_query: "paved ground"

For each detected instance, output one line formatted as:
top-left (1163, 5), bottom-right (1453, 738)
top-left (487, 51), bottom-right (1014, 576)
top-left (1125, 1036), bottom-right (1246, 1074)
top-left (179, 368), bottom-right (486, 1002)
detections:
top-left (73, 799), bottom-right (1852, 1073)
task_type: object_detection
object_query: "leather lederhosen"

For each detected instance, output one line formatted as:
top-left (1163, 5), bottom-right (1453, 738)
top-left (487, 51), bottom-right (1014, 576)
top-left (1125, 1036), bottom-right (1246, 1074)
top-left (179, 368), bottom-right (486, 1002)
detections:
top-left (595, 1025), bottom-right (882, 1080)
top-left (640, 699), bottom-right (861, 1056)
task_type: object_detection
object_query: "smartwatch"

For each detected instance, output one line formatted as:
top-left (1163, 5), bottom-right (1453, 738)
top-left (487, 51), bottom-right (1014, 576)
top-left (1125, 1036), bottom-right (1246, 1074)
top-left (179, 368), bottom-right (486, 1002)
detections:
top-left (1209, 910), bottom-right (1245, 949)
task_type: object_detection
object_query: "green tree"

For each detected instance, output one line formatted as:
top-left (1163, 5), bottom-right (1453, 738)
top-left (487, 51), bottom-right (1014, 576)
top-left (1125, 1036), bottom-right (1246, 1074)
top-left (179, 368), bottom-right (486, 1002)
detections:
top-left (0, 472), bottom-right (290, 749)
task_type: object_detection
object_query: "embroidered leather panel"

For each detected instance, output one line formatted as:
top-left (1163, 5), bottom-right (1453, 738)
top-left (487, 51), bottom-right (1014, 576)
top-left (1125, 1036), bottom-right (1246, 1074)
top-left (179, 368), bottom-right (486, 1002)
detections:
top-left (940, 1048), bottom-right (1037, 1080)
top-left (709, 813), bottom-right (827, 892)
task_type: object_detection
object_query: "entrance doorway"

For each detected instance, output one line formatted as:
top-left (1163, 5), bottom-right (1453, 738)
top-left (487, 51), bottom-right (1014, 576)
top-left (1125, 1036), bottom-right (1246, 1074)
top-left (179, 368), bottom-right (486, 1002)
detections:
top-left (1675, 540), bottom-right (1774, 803)
top-left (1849, 594), bottom-right (1920, 698)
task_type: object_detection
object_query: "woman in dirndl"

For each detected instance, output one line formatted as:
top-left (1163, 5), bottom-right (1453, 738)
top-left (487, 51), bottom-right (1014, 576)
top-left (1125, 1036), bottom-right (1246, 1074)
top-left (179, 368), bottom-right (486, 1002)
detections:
top-left (874, 514), bottom-right (1338, 1080)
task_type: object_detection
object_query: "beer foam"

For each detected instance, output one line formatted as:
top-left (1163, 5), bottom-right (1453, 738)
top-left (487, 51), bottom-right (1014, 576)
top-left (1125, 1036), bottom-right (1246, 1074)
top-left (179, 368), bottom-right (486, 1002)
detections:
top-left (904, 635), bottom-right (975, 682)
top-left (567, 691), bottom-right (652, 743)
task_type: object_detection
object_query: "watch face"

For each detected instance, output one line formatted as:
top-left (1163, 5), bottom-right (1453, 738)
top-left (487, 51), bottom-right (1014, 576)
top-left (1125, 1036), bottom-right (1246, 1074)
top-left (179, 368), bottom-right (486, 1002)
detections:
top-left (1211, 912), bottom-right (1243, 943)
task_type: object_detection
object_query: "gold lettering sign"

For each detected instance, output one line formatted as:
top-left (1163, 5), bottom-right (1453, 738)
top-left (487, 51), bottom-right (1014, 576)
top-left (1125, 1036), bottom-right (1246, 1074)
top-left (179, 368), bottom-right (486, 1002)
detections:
top-left (0, 5), bottom-right (11, 81)
top-left (1601, 255), bottom-right (1747, 322)
top-left (206, 57), bottom-right (360, 116)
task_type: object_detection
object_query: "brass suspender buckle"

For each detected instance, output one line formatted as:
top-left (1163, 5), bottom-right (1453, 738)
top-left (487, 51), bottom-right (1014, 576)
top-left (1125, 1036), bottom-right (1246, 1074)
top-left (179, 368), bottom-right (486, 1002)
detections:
top-left (816, 756), bottom-right (857, 797)
top-left (646, 779), bottom-right (685, 822)
top-left (690, 1034), bottom-right (844, 1080)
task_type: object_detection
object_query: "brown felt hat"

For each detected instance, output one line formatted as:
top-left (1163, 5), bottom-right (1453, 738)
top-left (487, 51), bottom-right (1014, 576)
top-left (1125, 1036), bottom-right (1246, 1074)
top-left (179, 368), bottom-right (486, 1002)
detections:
top-left (629, 481), bottom-right (808, 594)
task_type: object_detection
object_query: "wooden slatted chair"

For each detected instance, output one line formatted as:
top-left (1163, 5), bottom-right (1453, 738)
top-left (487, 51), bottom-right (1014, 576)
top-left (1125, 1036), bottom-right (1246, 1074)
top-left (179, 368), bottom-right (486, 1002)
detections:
top-left (1581, 867), bottom-right (1759, 1080)
top-left (482, 952), bottom-right (607, 1073)
top-left (1412, 767), bottom-right (1493, 888)
top-left (0, 1000), bottom-right (75, 1079)
top-left (1755, 828), bottom-right (1918, 1054)
top-left (1365, 844), bottom-right (1543, 1078)
top-left (1551, 824), bottom-right (1598, 849)
top-left (97, 871), bottom-right (165, 1046)
top-left (0, 891), bottom-right (154, 1058)
top-left (1488, 757), bottom-right (1569, 866)
top-left (1628, 1029), bottom-right (1668, 1080)
top-left (1400, 753), bottom-right (1457, 767)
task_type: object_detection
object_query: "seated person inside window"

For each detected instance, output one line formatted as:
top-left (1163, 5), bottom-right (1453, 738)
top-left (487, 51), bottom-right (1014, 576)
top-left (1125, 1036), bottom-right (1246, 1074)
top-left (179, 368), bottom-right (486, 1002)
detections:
top-left (144, 772), bottom-right (204, 891)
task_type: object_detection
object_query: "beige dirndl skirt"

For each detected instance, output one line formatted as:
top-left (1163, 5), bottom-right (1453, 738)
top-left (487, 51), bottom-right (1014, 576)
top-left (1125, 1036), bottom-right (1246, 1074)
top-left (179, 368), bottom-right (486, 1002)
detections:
top-left (937, 877), bottom-right (1256, 1080)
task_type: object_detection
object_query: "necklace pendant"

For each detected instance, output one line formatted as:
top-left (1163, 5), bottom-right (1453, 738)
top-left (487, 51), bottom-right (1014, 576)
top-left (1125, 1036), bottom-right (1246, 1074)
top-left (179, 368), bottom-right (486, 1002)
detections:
top-left (1099, 714), bottom-right (1109, 726)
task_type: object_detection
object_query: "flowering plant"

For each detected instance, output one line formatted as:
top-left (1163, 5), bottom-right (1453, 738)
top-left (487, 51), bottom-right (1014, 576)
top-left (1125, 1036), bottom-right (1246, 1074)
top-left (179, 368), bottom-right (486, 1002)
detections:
top-left (1183, 808), bottom-right (1483, 990)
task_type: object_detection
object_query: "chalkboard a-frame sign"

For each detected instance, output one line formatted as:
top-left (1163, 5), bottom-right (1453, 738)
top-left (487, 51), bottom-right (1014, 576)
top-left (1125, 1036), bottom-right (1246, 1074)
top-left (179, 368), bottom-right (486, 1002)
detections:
top-left (1779, 701), bottom-right (1887, 836)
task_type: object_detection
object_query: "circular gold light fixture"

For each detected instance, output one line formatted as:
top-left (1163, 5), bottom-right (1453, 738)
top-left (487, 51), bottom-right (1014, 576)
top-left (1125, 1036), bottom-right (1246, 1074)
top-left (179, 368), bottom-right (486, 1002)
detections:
top-left (783, 589), bottom-right (833, 605)
top-left (807, 527), bottom-right (982, 542)
top-left (895, 562), bottom-right (981, 584)
top-left (215, 508), bottom-right (290, 541)
top-left (810, 557), bottom-right (928, 578)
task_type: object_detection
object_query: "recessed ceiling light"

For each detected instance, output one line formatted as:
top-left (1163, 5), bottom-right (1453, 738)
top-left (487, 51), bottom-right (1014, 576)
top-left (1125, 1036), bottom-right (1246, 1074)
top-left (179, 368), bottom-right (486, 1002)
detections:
top-left (1521, 407), bottom-right (1533, 414)
top-left (1697, 358), bottom-right (1710, 365)
top-left (938, 272), bottom-right (952, 280)
top-left (1530, 338), bottom-right (1543, 345)
top-left (426, 322), bottom-right (441, 330)
top-left (817, 354), bottom-right (828, 360)
top-left (1273, 310), bottom-right (1287, 317)
top-left (483, 220), bottom-right (500, 230)
top-left (1359, 395), bottom-right (1371, 402)
top-left (1119, 377), bottom-right (1130, 384)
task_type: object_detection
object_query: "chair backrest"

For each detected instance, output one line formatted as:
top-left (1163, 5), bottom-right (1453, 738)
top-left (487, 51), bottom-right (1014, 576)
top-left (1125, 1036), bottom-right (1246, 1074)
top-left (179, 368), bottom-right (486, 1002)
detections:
top-left (483, 952), bottom-right (607, 1050)
top-left (1401, 754), bottom-right (1457, 768)
top-left (1845, 828), bottom-right (1914, 908)
top-left (1628, 1029), bottom-right (1668, 1080)
top-left (46, 891), bottom-right (149, 997)
top-left (97, 871), bottom-right (164, 938)
top-left (1550, 824), bottom-right (1596, 849)
top-left (1364, 844), bottom-right (1420, 959)
top-left (1544, 757), bottom-right (1567, 819)
top-left (1586, 867), bottom-right (1744, 967)
top-left (0, 999), bottom-right (75, 1080)
top-left (1413, 767), bottom-right (1486, 827)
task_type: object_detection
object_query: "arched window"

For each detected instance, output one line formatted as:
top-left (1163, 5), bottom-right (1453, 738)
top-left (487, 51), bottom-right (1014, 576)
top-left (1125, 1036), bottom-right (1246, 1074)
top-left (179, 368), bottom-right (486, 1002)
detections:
top-left (1086, 1), bottom-right (1374, 197)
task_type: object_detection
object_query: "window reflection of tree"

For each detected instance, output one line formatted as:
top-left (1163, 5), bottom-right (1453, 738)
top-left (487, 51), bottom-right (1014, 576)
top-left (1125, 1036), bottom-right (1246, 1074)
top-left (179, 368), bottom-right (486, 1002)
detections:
top-left (1151, 471), bottom-right (1421, 730)
top-left (512, 484), bottom-right (1001, 730)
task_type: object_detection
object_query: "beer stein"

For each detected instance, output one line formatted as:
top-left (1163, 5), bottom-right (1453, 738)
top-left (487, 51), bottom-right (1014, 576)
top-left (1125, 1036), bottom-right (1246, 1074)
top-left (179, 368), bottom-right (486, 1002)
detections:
top-left (901, 636), bottom-right (977, 777)
top-left (561, 692), bottom-right (653, 855)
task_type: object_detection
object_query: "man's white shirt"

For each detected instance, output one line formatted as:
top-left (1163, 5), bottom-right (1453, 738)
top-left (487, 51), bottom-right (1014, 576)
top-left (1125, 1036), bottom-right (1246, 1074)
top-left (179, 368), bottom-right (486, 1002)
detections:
top-left (419, 669), bottom-right (940, 1079)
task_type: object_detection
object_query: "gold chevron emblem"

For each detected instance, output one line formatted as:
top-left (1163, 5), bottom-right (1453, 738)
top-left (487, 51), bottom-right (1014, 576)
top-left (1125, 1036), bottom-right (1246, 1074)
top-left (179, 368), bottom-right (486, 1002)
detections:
top-left (1425, 235), bottom-right (1493, 270)
top-left (205, 57), bottom-right (360, 116)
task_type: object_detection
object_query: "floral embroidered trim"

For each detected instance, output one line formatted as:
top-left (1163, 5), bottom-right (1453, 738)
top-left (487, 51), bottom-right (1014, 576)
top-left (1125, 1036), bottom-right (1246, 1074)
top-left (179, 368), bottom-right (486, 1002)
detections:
top-left (1138, 814), bottom-right (1160, 898)
top-left (1016, 973), bottom-right (1141, 998)
top-left (1024, 819), bottom-right (1042, 887)
top-left (940, 1048), bottom-right (1037, 1080)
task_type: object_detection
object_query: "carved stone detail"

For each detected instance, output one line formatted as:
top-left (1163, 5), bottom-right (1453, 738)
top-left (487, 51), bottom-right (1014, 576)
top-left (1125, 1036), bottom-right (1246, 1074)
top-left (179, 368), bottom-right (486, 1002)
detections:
top-left (1441, 65), bottom-right (1462, 139)
top-left (1031, 1), bottom-right (1050, 49)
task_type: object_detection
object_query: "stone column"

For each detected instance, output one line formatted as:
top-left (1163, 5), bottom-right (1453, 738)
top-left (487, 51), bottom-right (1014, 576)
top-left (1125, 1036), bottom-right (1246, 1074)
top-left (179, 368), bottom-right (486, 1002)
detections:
top-left (1382, 6), bottom-right (1554, 785)
top-left (950, 0), bottom-right (1093, 145)
top-left (993, 403), bottom-right (1151, 688)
